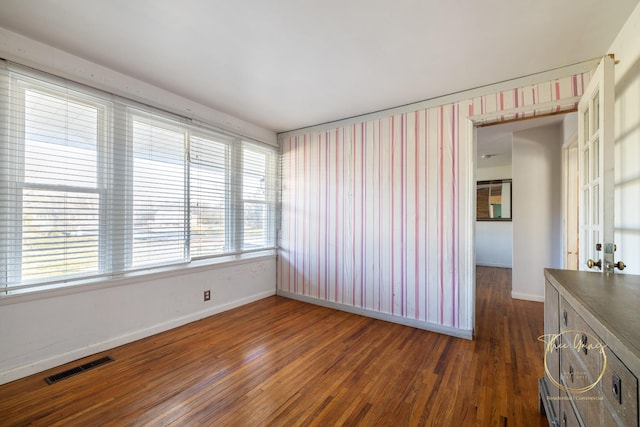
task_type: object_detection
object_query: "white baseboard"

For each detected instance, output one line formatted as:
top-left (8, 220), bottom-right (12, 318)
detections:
top-left (277, 290), bottom-right (473, 340)
top-left (0, 290), bottom-right (275, 385)
top-left (476, 262), bottom-right (512, 268)
top-left (511, 291), bottom-right (544, 302)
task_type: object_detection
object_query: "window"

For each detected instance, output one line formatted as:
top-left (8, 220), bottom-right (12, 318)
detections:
top-left (242, 143), bottom-right (277, 250)
top-left (20, 85), bottom-right (104, 283)
top-left (0, 63), bottom-right (278, 294)
top-left (190, 132), bottom-right (230, 257)
top-left (130, 113), bottom-right (187, 268)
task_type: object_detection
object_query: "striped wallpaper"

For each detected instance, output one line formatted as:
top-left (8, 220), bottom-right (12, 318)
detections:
top-left (278, 72), bottom-right (588, 335)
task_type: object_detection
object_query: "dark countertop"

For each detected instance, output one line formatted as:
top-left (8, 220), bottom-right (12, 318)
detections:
top-left (544, 268), bottom-right (640, 368)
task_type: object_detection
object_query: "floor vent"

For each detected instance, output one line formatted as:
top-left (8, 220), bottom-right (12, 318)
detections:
top-left (44, 356), bottom-right (114, 385)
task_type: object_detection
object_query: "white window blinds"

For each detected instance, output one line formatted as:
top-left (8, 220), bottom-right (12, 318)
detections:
top-left (242, 142), bottom-right (278, 251)
top-left (0, 61), bottom-right (278, 294)
top-left (189, 132), bottom-right (230, 258)
top-left (130, 113), bottom-right (187, 268)
top-left (21, 82), bottom-right (104, 283)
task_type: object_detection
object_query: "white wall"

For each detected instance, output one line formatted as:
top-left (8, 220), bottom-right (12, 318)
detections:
top-left (0, 29), bottom-right (278, 385)
top-left (512, 124), bottom-right (564, 301)
top-left (0, 256), bottom-right (276, 385)
top-left (476, 165), bottom-right (513, 268)
top-left (477, 165), bottom-right (512, 181)
top-left (476, 222), bottom-right (513, 268)
top-left (610, 3), bottom-right (640, 275)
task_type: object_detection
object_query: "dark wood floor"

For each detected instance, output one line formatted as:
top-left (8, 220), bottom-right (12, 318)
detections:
top-left (0, 267), bottom-right (547, 426)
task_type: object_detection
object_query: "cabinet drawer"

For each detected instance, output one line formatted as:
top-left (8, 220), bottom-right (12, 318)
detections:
top-left (560, 394), bottom-right (583, 427)
top-left (602, 348), bottom-right (638, 427)
top-left (561, 342), bottom-right (602, 423)
top-left (560, 297), bottom-right (603, 382)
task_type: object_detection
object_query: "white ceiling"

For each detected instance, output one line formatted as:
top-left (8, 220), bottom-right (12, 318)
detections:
top-left (0, 1), bottom-right (637, 133)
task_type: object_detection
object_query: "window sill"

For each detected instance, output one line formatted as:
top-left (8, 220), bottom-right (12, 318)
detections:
top-left (0, 249), bottom-right (277, 306)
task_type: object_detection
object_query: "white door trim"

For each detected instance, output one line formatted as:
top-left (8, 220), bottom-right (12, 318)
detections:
top-left (562, 135), bottom-right (579, 270)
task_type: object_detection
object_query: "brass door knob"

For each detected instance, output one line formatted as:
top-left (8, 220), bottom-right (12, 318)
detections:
top-left (587, 259), bottom-right (602, 270)
top-left (614, 261), bottom-right (626, 271)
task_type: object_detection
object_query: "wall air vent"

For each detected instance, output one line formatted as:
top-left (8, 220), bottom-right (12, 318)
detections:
top-left (44, 356), bottom-right (114, 385)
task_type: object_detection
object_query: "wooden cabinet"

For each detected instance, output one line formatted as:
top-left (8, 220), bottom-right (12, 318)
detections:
top-left (540, 269), bottom-right (640, 427)
top-left (543, 280), bottom-right (561, 419)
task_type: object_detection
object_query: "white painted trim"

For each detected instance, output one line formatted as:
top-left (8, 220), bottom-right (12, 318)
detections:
top-left (511, 291), bottom-right (545, 302)
top-left (279, 59), bottom-right (599, 137)
top-left (476, 262), bottom-right (512, 269)
top-left (277, 290), bottom-right (473, 340)
top-left (562, 137), bottom-right (579, 270)
top-left (470, 97), bottom-right (580, 125)
top-left (0, 27), bottom-right (277, 146)
top-left (466, 121), bottom-right (478, 337)
top-left (0, 289), bottom-right (275, 385)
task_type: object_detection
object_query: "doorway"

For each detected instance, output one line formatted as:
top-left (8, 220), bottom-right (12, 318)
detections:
top-left (475, 112), bottom-right (578, 302)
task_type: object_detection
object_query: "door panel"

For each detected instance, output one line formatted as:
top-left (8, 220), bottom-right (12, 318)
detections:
top-left (578, 56), bottom-right (616, 273)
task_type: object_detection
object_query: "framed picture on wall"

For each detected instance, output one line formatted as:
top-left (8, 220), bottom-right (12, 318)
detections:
top-left (476, 179), bottom-right (512, 221)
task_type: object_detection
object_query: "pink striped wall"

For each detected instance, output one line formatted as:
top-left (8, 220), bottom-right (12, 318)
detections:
top-left (278, 73), bottom-right (587, 334)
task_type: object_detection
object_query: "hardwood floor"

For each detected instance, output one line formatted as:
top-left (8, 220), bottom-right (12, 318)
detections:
top-left (0, 267), bottom-right (547, 426)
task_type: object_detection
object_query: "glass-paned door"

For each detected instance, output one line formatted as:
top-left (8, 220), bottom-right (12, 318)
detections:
top-left (578, 56), bottom-right (616, 272)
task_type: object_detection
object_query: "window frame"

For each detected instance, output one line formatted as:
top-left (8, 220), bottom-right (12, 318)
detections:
top-left (127, 109), bottom-right (189, 270)
top-left (188, 128), bottom-right (233, 259)
top-left (6, 76), bottom-right (112, 287)
top-left (1, 63), bottom-right (279, 296)
top-left (240, 141), bottom-right (278, 251)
